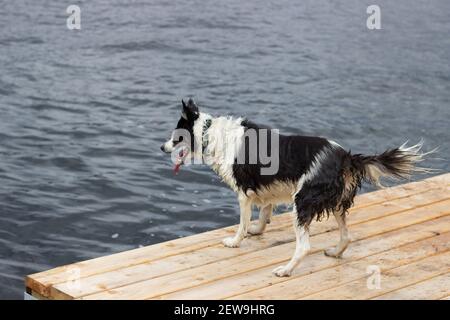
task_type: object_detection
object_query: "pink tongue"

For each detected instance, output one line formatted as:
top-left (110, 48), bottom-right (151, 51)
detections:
top-left (173, 149), bottom-right (184, 175)
top-left (174, 163), bottom-right (181, 175)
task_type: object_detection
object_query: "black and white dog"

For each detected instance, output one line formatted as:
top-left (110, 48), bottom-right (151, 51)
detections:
top-left (161, 98), bottom-right (429, 277)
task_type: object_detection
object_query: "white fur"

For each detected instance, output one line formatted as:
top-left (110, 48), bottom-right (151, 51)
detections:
top-left (201, 115), bottom-right (245, 192)
top-left (249, 181), bottom-right (297, 207)
top-left (222, 191), bottom-right (252, 247)
top-left (162, 131), bottom-right (176, 153)
top-left (191, 112), bottom-right (213, 161)
top-left (324, 210), bottom-right (350, 258)
top-left (273, 220), bottom-right (310, 277)
top-left (329, 139), bottom-right (344, 149)
top-left (271, 146), bottom-right (333, 276)
top-left (296, 146), bottom-right (331, 192)
top-left (365, 140), bottom-right (437, 188)
top-left (247, 204), bottom-right (273, 235)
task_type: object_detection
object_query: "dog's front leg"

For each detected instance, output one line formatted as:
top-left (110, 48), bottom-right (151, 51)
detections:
top-left (222, 193), bottom-right (252, 248)
top-left (248, 204), bottom-right (273, 235)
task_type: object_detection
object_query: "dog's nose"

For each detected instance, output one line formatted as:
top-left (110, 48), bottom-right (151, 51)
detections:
top-left (160, 144), bottom-right (165, 152)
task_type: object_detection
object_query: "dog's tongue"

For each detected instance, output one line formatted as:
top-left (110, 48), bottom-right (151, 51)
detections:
top-left (173, 149), bottom-right (184, 175)
top-left (174, 162), bottom-right (181, 175)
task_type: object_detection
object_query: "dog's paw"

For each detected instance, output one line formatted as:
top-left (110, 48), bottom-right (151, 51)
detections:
top-left (324, 248), bottom-right (343, 258)
top-left (247, 224), bottom-right (263, 235)
top-left (272, 265), bottom-right (292, 277)
top-left (222, 237), bottom-right (241, 248)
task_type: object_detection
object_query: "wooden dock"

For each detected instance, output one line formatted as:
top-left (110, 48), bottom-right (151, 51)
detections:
top-left (26, 173), bottom-right (450, 300)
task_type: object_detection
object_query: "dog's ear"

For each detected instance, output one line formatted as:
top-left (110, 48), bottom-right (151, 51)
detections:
top-left (181, 98), bottom-right (199, 120)
top-left (181, 99), bottom-right (188, 120)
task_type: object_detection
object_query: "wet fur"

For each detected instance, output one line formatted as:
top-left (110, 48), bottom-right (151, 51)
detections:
top-left (162, 99), bottom-right (431, 276)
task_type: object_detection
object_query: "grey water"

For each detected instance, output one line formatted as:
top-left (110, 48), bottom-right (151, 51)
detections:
top-left (0, 0), bottom-right (449, 299)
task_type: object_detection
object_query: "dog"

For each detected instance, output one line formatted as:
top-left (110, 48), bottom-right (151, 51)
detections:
top-left (161, 98), bottom-right (430, 277)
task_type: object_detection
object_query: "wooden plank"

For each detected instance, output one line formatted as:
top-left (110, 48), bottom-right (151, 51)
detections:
top-left (26, 174), bottom-right (449, 296)
top-left (76, 200), bottom-right (450, 300)
top-left (25, 173), bottom-right (450, 299)
top-left (351, 174), bottom-right (450, 209)
top-left (373, 272), bottom-right (450, 300)
top-left (229, 231), bottom-right (450, 300)
top-left (29, 290), bottom-right (49, 300)
top-left (27, 178), bottom-right (450, 298)
top-left (347, 187), bottom-right (449, 227)
top-left (48, 190), bottom-right (449, 299)
top-left (300, 251), bottom-right (450, 300)
top-left (164, 217), bottom-right (450, 299)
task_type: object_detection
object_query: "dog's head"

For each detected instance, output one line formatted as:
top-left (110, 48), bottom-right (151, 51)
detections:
top-left (161, 99), bottom-right (200, 171)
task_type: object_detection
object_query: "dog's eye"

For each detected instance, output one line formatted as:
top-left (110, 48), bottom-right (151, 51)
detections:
top-left (173, 136), bottom-right (183, 144)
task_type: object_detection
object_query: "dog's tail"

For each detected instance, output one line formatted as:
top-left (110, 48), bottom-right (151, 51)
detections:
top-left (349, 141), bottom-right (436, 188)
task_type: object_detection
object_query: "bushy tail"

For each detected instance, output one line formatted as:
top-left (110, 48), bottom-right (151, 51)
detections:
top-left (350, 141), bottom-right (436, 188)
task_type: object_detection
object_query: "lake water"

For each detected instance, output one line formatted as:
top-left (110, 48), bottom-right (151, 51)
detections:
top-left (0, 0), bottom-right (449, 299)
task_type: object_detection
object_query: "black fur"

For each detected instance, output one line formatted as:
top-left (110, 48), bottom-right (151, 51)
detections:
top-left (295, 147), bottom-right (358, 226)
top-left (232, 121), bottom-right (418, 228)
top-left (173, 99), bottom-right (199, 150)
top-left (232, 120), bottom-right (331, 194)
top-left (294, 146), bottom-right (419, 227)
top-left (351, 147), bottom-right (415, 180)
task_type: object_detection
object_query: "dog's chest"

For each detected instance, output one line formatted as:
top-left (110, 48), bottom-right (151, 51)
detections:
top-left (250, 182), bottom-right (297, 206)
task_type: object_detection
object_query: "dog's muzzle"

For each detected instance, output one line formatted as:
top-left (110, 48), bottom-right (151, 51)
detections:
top-left (161, 141), bottom-right (173, 153)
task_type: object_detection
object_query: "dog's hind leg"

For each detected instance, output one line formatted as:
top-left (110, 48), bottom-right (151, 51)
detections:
top-left (272, 173), bottom-right (334, 277)
top-left (222, 192), bottom-right (252, 248)
top-left (248, 204), bottom-right (273, 235)
top-left (324, 209), bottom-right (350, 258)
top-left (272, 217), bottom-right (310, 277)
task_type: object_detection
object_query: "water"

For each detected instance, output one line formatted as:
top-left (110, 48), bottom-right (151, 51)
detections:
top-left (0, 0), bottom-right (449, 299)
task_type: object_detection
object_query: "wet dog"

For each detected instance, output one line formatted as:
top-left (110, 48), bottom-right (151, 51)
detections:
top-left (161, 98), bottom-right (431, 277)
